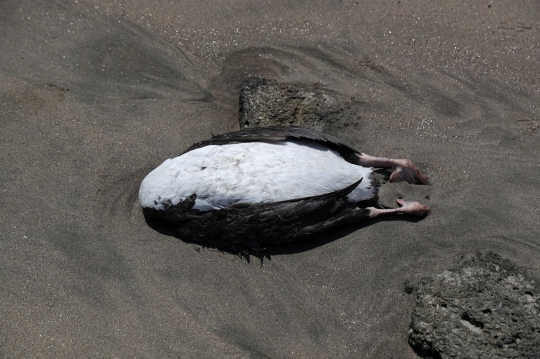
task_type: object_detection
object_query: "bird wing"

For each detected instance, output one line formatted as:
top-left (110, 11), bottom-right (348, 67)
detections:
top-left (175, 178), bottom-right (368, 251)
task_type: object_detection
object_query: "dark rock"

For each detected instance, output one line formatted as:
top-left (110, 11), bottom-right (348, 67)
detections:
top-left (409, 252), bottom-right (540, 359)
top-left (238, 77), bottom-right (356, 131)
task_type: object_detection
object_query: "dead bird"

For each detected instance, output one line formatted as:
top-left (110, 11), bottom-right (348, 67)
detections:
top-left (139, 126), bottom-right (430, 251)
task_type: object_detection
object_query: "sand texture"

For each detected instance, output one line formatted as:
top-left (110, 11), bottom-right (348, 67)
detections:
top-left (1, 1), bottom-right (539, 358)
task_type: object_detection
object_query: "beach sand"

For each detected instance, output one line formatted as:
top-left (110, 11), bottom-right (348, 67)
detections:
top-left (1, 0), bottom-right (539, 357)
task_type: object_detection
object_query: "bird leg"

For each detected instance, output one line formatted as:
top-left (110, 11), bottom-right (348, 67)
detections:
top-left (357, 153), bottom-right (430, 185)
top-left (367, 199), bottom-right (431, 218)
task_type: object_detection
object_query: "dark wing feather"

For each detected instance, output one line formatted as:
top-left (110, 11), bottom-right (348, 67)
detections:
top-left (142, 194), bottom-right (198, 221)
top-left (174, 178), bottom-right (370, 251)
top-left (183, 126), bottom-right (361, 164)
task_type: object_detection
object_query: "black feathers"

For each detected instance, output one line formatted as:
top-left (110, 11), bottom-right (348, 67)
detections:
top-left (170, 178), bottom-right (370, 251)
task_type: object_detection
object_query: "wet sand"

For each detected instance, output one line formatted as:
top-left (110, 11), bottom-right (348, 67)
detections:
top-left (1, 0), bottom-right (539, 357)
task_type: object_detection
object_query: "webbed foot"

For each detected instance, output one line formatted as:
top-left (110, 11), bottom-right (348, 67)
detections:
top-left (357, 154), bottom-right (430, 185)
top-left (367, 198), bottom-right (431, 218)
top-left (389, 159), bottom-right (430, 185)
top-left (396, 198), bottom-right (431, 216)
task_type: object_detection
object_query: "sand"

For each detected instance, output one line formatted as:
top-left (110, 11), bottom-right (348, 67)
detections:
top-left (1, 0), bottom-right (539, 357)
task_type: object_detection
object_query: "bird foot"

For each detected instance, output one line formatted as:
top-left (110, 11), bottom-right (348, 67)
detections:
top-left (367, 198), bottom-right (431, 218)
top-left (357, 154), bottom-right (430, 185)
top-left (395, 198), bottom-right (431, 216)
top-left (389, 159), bottom-right (430, 185)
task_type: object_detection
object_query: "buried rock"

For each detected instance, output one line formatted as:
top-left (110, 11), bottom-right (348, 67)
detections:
top-left (409, 252), bottom-right (540, 359)
top-left (239, 77), bottom-right (356, 130)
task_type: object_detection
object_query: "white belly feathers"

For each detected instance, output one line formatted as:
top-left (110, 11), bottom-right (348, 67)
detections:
top-left (139, 139), bottom-right (375, 211)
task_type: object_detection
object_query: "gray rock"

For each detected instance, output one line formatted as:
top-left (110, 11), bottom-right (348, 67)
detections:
top-left (238, 77), bottom-right (355, 131)
top-left (409, 252), bottom-right (540, 359)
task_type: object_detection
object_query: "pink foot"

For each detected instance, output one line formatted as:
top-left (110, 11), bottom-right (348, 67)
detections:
top-left (389, 159), bottom-right (430, 185)
top-left (357, 154), bottom-right (430, 185)
top-left (367, 199), bottom-right (431, 218)
top-left (395, 198), bottom-right (431, 216)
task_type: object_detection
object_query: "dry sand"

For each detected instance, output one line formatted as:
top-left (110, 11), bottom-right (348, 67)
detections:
top-left (1, 0), bottom-right (539, 357)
